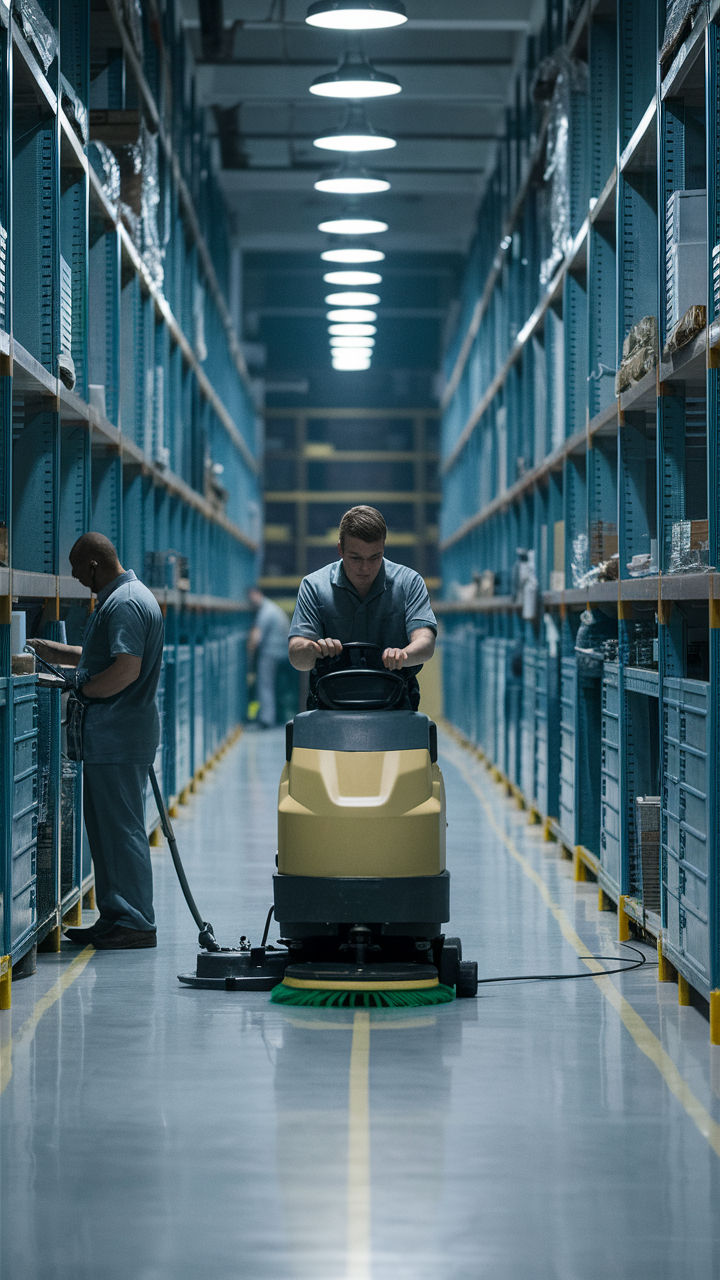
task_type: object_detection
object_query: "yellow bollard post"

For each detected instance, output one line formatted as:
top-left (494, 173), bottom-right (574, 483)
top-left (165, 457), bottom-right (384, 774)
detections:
top-left (83, 885), bottom-right (96, 910)
top-left (40, 925), bottom-right (62, 953)
top-left (63, 900), bottom-right (82, 927)
top-left (574, 849), bottom-right (587, 882)
top-left (657, 936), bottom-right (675, 983)
top-left (598, 887), bottom-right (612, 911)
top-left (710, 991), bottom-right (720, 1046)
top-left (618, 895), bottom-right (631, 942)
top-left (179, 786), bottom-right (190, 805)
top-left (678, 974), bottom-right (691, 1006)
top-left (0, 956), bottom-right (11, 1010)
top-left (149, 825), bottom-right (163, 847)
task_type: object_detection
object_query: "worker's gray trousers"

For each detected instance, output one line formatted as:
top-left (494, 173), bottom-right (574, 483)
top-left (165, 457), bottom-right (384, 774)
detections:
top-left (83, 763), bottom-right (156, 933)
top-left (257, 652), bottom-right (279, 726)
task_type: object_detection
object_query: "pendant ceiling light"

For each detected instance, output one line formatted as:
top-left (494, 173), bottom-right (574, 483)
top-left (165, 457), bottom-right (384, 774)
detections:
top-left (324, 270), bottom-right (382, 285)
top-left (315, 165), bottom-right (390, 195)
top-left (310, 51), bottom-right (401, 99)
top-left (319, 217), bottom-right (387, 235)
top-left (306, 1), bottom-right (407, 29)
top-left (332, 352), bottom-right (372, 369)
top-left (325, 291), bottom-right (380, 306)
top-left (330, 335), bottom-right (375, 347)
top-left (328, 322), bottom-right (376, 335)
top-left (327, 307), bottom-right (377, 322)
top-left (321, 246), bottom-right (385, 264)
top-left (314, 104), bottom-right (396, 152)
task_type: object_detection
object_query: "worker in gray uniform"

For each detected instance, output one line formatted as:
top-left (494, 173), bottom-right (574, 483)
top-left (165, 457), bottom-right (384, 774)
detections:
top-left (248, 587), bottom-right (290, 728)
top-left (288, 505), bottom-right (437, 709)
top-left (27, 532), bottom-right (164, 951)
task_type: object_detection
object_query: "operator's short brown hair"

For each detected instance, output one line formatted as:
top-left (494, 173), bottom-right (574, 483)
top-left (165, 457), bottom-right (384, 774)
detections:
top-left (339, 505), bottom-right (387, 549)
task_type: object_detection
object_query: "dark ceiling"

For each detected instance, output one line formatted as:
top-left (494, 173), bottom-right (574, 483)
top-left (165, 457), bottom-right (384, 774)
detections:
top-left (179, 0), bottom-right (539, 405)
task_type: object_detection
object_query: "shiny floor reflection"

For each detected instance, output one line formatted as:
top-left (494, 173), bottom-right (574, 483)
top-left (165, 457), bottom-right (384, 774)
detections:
top-left (1, 727), bottom-right (718, 1280)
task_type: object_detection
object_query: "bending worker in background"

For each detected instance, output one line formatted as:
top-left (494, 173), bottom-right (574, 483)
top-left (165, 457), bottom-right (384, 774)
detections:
top-left (247, 587), bottom-right (290, 728)
top-left (27, 532), bottom-right (164, 951)
top-left (288, 505), bottom-right (436, 708)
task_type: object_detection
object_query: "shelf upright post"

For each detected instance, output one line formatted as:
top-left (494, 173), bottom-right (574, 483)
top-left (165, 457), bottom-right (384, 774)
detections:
top-left (0, 1), bottom-right (10, 983)
top-left (706, 16), bottom-right (720, 1037)
top-left (0, 2), bottom-right (11, 680)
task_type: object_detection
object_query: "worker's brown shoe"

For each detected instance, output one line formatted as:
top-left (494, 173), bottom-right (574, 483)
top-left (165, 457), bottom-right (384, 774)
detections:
top-left (63, 919), bottom-right (114, 946)
top-left (92, 925), bottom-right (157, 950)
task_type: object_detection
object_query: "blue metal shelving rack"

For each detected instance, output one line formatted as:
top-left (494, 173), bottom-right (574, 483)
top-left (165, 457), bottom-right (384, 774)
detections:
top-left (0, 0), bottom-right (260, 1002)
top-left (439, 0), bottom-right (720, 1039)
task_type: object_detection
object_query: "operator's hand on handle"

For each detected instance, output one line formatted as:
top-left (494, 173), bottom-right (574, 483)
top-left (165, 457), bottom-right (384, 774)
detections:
top-left (288, 635), bottom-right (343, 670)
top-left (382, 647), bottom-right (410, 670)
top-left (313, 637), bottom-right (344, 660)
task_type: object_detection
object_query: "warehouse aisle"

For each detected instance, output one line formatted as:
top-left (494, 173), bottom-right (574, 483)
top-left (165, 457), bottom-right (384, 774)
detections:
top-left (1, 728), bottom-right (718, 1280)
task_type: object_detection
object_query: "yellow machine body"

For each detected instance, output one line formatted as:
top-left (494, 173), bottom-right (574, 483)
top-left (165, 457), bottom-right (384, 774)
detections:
top-left (278, 746), bottom-right (446, 878)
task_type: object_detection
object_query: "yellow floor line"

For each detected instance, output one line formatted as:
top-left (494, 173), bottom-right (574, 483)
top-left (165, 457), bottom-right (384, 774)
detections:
top-left (443, 741), bottom-right (720, 1160)
top-left (0, 946), bottom-right (95, 1095)
top-left (346, 1009), bottom-right (371, 1280)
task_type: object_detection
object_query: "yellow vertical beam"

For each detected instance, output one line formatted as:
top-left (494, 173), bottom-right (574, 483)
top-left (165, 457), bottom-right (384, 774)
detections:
top-left (677, 974), bottom-right (691, 1006)
top-left (574, 848), bottom-right (587, 881)
top-left (618, 895), bottom-right (631, 942)
top-left (0, 956), bottom-right (11, 1010)
top-left (710, 991), bottom-right (720, 1045)
top-left (657, 936), bottom-right (675, 982)
top-left (40, 925), bottom-right (62, 953)
top-left (63, 901), bottom-right (82, 927)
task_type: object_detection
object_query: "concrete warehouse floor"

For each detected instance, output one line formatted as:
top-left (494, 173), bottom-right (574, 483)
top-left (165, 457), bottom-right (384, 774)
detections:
top-left (1, 727), bottom-right (718, 1279)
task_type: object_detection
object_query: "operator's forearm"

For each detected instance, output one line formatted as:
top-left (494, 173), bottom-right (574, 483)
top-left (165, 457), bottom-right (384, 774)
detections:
top-left (288, 637), bottom-right (319, 671)
top-left (81, 656), bottom-right (141, 699)
top-left (405, 629), bottom-right (436, 664)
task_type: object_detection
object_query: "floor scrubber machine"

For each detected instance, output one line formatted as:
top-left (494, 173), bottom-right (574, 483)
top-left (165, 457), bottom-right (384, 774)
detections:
top-left (179, 642), bottom-right (478, 1005)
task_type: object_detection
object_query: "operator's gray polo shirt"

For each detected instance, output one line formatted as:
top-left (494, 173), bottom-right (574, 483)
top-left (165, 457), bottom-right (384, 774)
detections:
top-left (74, 570), bottom-right (165, 764)
top-left (288, 558), bottom-right (437, 656)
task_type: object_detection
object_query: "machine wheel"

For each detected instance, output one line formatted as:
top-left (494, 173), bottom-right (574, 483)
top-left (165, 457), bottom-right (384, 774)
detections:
top-left (444, 936), bottom-right (462, 960)
top-left (456, 960), bottom-right (478, 998)
top-left (439, 942), bottom-right (460, 988)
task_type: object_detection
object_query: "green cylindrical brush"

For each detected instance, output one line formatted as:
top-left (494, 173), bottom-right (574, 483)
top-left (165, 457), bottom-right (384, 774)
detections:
top-left (270, 962), bottom-right (455, 1008)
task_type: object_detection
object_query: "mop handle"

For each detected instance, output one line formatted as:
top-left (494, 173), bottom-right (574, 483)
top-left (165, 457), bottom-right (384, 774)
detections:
top-left (148, 765), bottom-right (218, 949)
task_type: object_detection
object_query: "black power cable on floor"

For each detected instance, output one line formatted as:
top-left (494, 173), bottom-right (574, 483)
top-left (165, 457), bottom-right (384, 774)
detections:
top-left (477, 943), bottom-right (653, 985)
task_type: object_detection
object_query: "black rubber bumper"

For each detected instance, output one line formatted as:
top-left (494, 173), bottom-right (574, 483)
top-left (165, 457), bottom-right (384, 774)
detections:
top-left (273, 870), bottom-right (450, 925)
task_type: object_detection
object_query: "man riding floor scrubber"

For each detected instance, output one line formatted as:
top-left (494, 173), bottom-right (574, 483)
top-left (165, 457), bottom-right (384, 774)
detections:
top-left (179, 642), bottom-right (478, 1004)
top-left (180, 505), bottom-right (477, 1004)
